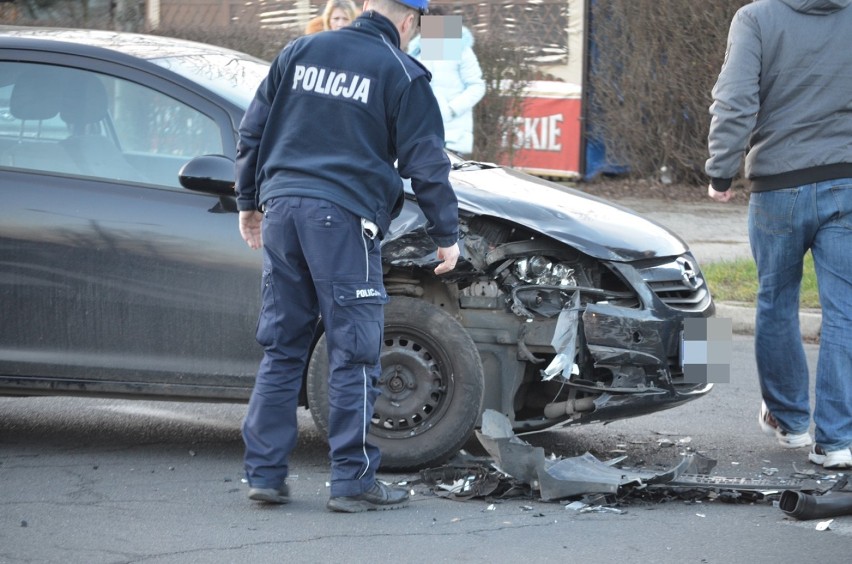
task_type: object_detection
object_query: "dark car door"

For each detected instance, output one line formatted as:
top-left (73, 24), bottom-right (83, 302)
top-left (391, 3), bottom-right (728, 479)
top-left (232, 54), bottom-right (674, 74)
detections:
top-left (0, 55), bottom-right (260, 399)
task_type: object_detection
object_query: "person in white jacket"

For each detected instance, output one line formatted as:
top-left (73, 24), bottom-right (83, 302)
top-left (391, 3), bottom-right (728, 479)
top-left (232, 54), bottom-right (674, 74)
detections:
top-left (408, 12), bottom-right (485, 157)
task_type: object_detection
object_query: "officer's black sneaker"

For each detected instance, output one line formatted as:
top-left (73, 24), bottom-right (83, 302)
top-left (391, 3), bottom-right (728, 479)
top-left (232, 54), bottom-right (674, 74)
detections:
top-left (326, 481), bottom-right (409, 513)
top-left (248, 483), bottom-right (290, 504)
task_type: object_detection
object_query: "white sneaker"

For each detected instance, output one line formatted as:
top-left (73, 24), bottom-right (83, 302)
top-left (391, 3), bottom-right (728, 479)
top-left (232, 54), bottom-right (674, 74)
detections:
top-left (808, 445), bottom-right (852, 469)
top-left (758, 401), bottom-right (813, 449)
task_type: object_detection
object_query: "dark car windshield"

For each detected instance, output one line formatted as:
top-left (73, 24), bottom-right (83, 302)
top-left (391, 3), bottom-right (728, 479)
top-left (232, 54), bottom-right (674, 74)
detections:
top-left (149, 53), bottom-right (268, 108)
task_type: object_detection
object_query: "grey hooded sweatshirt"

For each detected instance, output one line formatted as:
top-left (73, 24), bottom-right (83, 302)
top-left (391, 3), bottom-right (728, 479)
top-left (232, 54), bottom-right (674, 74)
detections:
top-left (706, 0), bottom-right (852, 191)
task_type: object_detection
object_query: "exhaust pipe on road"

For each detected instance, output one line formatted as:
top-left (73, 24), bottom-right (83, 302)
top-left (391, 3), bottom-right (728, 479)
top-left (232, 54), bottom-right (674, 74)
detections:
top-left (779, 489), bottom-right (852, 520)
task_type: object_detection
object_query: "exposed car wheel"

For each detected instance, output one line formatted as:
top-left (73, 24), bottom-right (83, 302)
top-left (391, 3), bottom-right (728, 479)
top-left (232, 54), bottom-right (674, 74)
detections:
top-left (307, 296), bottom-right (485, 471)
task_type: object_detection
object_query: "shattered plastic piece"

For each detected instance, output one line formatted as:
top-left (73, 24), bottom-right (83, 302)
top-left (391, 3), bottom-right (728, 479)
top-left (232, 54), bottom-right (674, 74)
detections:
top-left (815, 519), bottom-right (833, 531)
top-left (565, 501), bottom-right (587, 511)
top-left (541, 292), bottom-right (580, 381)
top-left (682, 453), bottom-right (718, 475)
top-left (579, 505), bottom-right (625, 515)
top-left (539, 454), bottom-right (626, 499)
top-left (604, 455), bottom-right (628, 466)
top-left (663, 474), bottom-right (816, 491)
top-left (419, 464), bottom-right (501, 500)
top-left (437, 479), bottom-right (470, 494)
top-left (791, 463), bottom-right (818, 478)
top-left (476, 409), bottom-right (699, 501)
top-left (485, 504), bottom-right (496, 511)
top-left (762, 467), bottom-right (779, 477)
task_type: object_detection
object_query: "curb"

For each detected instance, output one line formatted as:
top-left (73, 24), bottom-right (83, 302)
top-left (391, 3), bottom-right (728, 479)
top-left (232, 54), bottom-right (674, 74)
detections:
top-left (715, 302), bottom-right (822, 340)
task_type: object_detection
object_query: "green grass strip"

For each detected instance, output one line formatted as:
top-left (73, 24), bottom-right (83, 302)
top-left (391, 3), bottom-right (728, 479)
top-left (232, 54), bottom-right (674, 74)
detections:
top-left (702, 251), bottom-right (820, 309)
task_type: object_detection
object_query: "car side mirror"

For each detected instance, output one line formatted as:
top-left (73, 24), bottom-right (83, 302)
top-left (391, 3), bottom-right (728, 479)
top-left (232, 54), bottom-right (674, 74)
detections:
top-left (179, 154), bottom-right (236, 197)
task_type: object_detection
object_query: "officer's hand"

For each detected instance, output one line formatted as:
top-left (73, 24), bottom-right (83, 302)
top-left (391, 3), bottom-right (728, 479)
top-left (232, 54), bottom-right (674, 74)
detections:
top-left (434, 243), bottom-right (461, 275)
top-left (239, 210), bottom-right (264, 250)
top-left (708, 184), bottom-right (735, 203)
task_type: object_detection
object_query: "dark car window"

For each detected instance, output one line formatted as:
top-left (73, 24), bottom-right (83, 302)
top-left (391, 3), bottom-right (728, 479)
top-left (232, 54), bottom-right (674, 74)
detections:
top-left (0, 61), bottom-right (224, 187)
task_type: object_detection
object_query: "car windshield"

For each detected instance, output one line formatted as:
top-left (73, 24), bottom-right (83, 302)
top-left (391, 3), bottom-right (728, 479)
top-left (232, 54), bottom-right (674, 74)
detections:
top-left (149, 53), bottom-right (268, 108)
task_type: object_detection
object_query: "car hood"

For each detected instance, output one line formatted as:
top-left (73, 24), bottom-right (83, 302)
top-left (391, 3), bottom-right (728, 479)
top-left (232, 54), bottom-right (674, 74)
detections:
top-left (430, 165), bottom-right (688, 262)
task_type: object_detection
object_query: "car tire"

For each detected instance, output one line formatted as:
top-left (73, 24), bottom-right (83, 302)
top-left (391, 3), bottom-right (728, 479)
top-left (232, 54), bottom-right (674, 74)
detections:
top-left (306, 296), bottom-right (485, 471)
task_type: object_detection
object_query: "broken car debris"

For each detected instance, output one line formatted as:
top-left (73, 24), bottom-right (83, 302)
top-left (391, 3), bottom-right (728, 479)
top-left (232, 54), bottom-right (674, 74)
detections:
top-left (417, 410), bottom-right (849, 519)
top-left (472, 410), bottom-right (715, 501)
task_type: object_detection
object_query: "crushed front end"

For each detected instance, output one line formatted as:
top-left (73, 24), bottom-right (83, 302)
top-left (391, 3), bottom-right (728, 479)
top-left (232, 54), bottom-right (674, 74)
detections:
top-left (458, 216), bottom-right (714, 432)
top-left (384, 209), bottom-right (715, 434)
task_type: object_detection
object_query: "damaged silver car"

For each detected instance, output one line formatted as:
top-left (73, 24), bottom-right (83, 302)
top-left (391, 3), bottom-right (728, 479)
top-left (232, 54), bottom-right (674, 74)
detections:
top-left (0, 28), bottom-right (713, 473)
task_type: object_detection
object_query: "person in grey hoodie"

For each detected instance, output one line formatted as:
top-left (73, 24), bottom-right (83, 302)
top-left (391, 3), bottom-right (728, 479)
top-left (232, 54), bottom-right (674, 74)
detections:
top-left (706, 0), bottom-right (852, 469)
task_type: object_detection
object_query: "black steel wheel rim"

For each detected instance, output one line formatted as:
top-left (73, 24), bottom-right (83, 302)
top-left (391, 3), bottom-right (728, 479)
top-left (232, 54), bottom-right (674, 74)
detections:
top-left (371, 327), bottom-right (454, 439)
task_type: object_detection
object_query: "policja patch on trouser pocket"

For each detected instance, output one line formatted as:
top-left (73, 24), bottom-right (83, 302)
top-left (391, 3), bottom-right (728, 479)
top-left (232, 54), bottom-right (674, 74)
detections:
top-left (331, 282), bottom-right (389, 365)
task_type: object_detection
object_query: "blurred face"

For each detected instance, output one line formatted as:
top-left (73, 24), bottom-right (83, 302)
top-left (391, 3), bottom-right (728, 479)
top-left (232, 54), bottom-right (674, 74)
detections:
top-left (329, 8), bottom-right (351, 30)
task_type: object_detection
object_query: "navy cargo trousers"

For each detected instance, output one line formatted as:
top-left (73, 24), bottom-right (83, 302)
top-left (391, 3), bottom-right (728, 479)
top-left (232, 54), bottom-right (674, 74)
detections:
top-left (242, 196), bottom-right (388, 497)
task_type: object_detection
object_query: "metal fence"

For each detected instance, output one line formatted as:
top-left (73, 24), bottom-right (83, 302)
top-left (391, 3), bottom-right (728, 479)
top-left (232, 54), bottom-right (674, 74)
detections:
top-left (230, 1), bottom-right (573, 65)
top-left (2, 1), bottom-right (574, 69)
top-left (438, 1), bottom-right (572, 65)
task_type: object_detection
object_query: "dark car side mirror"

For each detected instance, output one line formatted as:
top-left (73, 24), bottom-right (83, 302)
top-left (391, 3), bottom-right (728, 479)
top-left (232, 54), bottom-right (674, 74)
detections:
top-left (179, 154), bottom-right (236, 197)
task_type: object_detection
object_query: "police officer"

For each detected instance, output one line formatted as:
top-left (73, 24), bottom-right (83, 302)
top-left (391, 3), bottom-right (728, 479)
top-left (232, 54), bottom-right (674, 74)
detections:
top-left (235, 0), bottom-right (460, 513)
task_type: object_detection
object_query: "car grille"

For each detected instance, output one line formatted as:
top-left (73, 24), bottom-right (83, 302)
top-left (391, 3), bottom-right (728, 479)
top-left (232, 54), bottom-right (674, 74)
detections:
top-left (638, 257), bottom-right (711, 312)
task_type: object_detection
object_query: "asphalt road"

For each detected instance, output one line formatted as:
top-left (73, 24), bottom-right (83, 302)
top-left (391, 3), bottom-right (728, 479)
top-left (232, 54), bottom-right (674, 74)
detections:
top-left (1, 336), bottom-right (849, 564)
top-left (611, 196), bottom-right (751, 265)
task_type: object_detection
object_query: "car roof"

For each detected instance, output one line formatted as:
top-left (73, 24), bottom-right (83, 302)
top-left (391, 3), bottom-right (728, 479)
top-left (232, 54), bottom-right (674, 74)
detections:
top-left (0, 26), bottom-right (269, 109)
top-left (0, 25), bottom-right (255, 62)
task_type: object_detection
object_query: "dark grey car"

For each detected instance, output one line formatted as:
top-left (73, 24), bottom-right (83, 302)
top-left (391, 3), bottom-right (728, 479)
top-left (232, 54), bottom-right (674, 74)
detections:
top-left (0, 27), bottom-right (714, 470)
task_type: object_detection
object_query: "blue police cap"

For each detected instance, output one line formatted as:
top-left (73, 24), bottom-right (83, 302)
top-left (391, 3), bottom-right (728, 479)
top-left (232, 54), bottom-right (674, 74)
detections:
top-left (395, 0), bottom-right (429, 11)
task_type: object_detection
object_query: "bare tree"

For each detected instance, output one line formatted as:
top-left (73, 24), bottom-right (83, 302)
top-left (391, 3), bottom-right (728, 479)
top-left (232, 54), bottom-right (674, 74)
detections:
top-left (588, 0), bottom-right (747, 183)
top-left (111, 0), bottom-right (144, 31)
top-left (10, 0), bottom-right (113, 26)
top-left (472, 33), bottom-right (534, 165)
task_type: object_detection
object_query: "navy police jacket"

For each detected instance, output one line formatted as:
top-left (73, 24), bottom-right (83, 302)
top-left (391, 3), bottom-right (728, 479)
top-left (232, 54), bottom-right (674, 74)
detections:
top-left (235, 11), bottom-right (459, 247)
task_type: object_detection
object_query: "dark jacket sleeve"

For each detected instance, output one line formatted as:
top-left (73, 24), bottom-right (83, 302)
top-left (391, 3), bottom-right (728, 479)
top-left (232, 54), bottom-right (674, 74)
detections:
top-left (395, 77), bottom-right (459, 248)
top-left (235, 51), bottom-right (285, 211)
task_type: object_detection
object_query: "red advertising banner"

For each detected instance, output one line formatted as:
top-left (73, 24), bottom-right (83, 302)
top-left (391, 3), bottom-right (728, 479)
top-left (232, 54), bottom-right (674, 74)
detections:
top-left (504, 81), bottom-right (583, 178)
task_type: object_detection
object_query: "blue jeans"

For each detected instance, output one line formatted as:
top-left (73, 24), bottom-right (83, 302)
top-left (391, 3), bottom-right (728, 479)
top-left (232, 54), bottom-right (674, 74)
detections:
top-left (749, 179), bottom-right (852, 452)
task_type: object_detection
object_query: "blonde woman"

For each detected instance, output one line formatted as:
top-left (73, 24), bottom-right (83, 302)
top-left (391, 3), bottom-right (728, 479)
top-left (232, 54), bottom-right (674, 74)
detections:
top-left (305, 0), bottom-right (359, 34)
